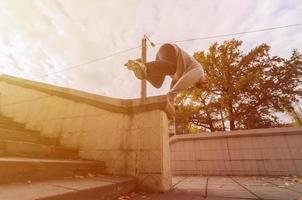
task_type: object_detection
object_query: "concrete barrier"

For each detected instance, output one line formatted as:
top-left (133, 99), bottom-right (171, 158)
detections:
top-left (170, 127), bottom-right (302, 176)
top-left (0, 74), bottom-right (172, 191)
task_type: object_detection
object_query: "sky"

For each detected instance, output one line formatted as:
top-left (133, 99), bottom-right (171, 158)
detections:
top-left (0, 0), bottom-right (301, 99)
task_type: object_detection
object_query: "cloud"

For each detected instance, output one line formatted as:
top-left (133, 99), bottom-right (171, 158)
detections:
top-left (0, 0), bottom-right (301, 99)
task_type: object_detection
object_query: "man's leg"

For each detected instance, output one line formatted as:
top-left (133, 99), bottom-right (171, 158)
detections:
top-left (145, 43), bottom-right (177, 88)
top-left (125, 43), bottom-right (177, 88)
top-left (145, 60), bottom-right (176, 88)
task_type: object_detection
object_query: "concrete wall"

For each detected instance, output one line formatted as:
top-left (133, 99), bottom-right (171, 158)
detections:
top-left (0, 75), bottom-right (172, 191)
top-left (170, 127), bottom-right (302, 176)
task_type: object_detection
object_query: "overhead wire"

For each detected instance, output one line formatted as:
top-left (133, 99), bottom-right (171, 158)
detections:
top-left (33, 46), bottom-right (140, 80)
top-left (32, 23), bottom-right (302, 80)
top-left (157, 23), bottom-right (302, 45)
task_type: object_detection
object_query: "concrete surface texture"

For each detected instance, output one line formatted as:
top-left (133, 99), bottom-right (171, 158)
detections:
top-left (0, 175), bottom-right (136, 200)
top-left (0, 74), bottom-right (172, 191)
top-left (170, 127), bottom-right (302, 176)
top-left (117, 176), bottom-right (302, 200)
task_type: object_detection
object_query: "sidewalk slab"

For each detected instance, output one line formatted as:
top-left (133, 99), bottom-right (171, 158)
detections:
top-left (207, 177), bottom-right (257, 199)
top-left (173, 176), bottom-right (207, 195)
top-left (234, 177), bottom-right (302, 200)
top-left (116, 176), bottom-right (302, 200)
top-left (261, 177), bottom-right (302, 193)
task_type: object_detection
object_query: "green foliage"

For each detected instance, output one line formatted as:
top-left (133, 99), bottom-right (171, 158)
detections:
top-left (176, 39), bottom-right (302, 131)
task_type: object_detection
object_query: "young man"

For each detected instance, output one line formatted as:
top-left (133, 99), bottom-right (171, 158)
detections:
top-left (125, 43), bottom-right (209, 115)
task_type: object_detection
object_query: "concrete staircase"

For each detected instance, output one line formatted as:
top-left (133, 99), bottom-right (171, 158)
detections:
top-left (0, 114), bottom-right (136, 199)
top-left (0, 116), bottom-right (77, 159)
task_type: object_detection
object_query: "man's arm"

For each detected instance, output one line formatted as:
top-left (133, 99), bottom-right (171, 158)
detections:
top-left (165, 93), bottom-right (176, 117)
top-left (169, 67), bottom-right (203, 94)
top-left (170, 78), bottom-right (177, 90)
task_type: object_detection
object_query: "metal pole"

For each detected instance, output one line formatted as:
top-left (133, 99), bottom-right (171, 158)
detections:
top-left (141, 36), bottom-right (147, 99)
top-left (0, 92), bottom-right (2, 115)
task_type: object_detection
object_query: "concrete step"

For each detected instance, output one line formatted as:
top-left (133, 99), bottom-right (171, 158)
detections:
top-left (0, 118), bottom-right (26, 129)
top-left (0, 157), bottom-right (106, 185)
top-left (0, 115), bottom-right (41, 134)
top-left (0, 140), bottom-right (78, 159)
top-left (0, 123), bottom-right (36, 133)
top-left (0, 115), bottom-right (13, 121)
top-left (0, 175), bottom-right (136, 200)
top-left (0, 127), bottom-right (58, 145)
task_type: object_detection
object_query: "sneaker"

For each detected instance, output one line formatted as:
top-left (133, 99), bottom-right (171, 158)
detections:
top-left (124, 59), bottom-right (146, 80)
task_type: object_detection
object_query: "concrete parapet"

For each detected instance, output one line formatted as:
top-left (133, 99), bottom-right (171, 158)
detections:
top-left (170, 127), bottom-right (302, 176)
top-left (0, 74), bottom-right (172, 191)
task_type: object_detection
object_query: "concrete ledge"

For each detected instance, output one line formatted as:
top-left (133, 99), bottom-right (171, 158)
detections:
top-left (0, 157), bottom-right (106, 184)
top-left (170, 127), bottom-right (302, 144)
top-left (0, 74), bottom-right (169, 117)
top-left (0, 176), bottom-right (136, 200)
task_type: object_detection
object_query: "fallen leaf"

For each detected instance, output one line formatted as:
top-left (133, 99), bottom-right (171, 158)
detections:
top-left (74, 175), bottom-right (84, 179)
top-left (118, 196), bottom-right (129, 200)
top-left (292, 178), bottom-right (300, 182)
top-left (87, 173), bottom-right (96, 177)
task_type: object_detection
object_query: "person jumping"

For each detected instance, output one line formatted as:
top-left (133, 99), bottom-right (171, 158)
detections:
top-left (125, 43), bottom-right (209, 115)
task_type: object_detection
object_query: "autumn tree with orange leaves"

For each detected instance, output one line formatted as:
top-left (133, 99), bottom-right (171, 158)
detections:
top-left (176, 39), bottom-right (302, 132)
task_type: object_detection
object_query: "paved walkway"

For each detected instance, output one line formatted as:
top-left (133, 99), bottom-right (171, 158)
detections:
top-left (118, 176), bottom-right (302, 200)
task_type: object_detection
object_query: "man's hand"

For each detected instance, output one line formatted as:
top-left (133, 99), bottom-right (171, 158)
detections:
top-left (195, 74), bottom-right (209, 90)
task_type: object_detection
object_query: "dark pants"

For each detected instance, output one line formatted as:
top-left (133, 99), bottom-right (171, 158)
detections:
top-left (145, 44), bottom-right (177, 88)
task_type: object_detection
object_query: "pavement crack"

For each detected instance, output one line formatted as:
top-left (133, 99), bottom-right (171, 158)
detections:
top-left (230, 177), bottom-right (262, 200)
top-left (171, 176), bottom-right (190, 189)
top-left (204, 176), bottom-right (208, 199)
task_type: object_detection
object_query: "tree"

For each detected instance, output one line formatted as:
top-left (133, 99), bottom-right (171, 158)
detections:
top-left (289, 109), bottom-right (302, 127)
top-left (175, 88), bottom-right (225, 132)
top-left (176, 39), bottom-right (302, 132)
